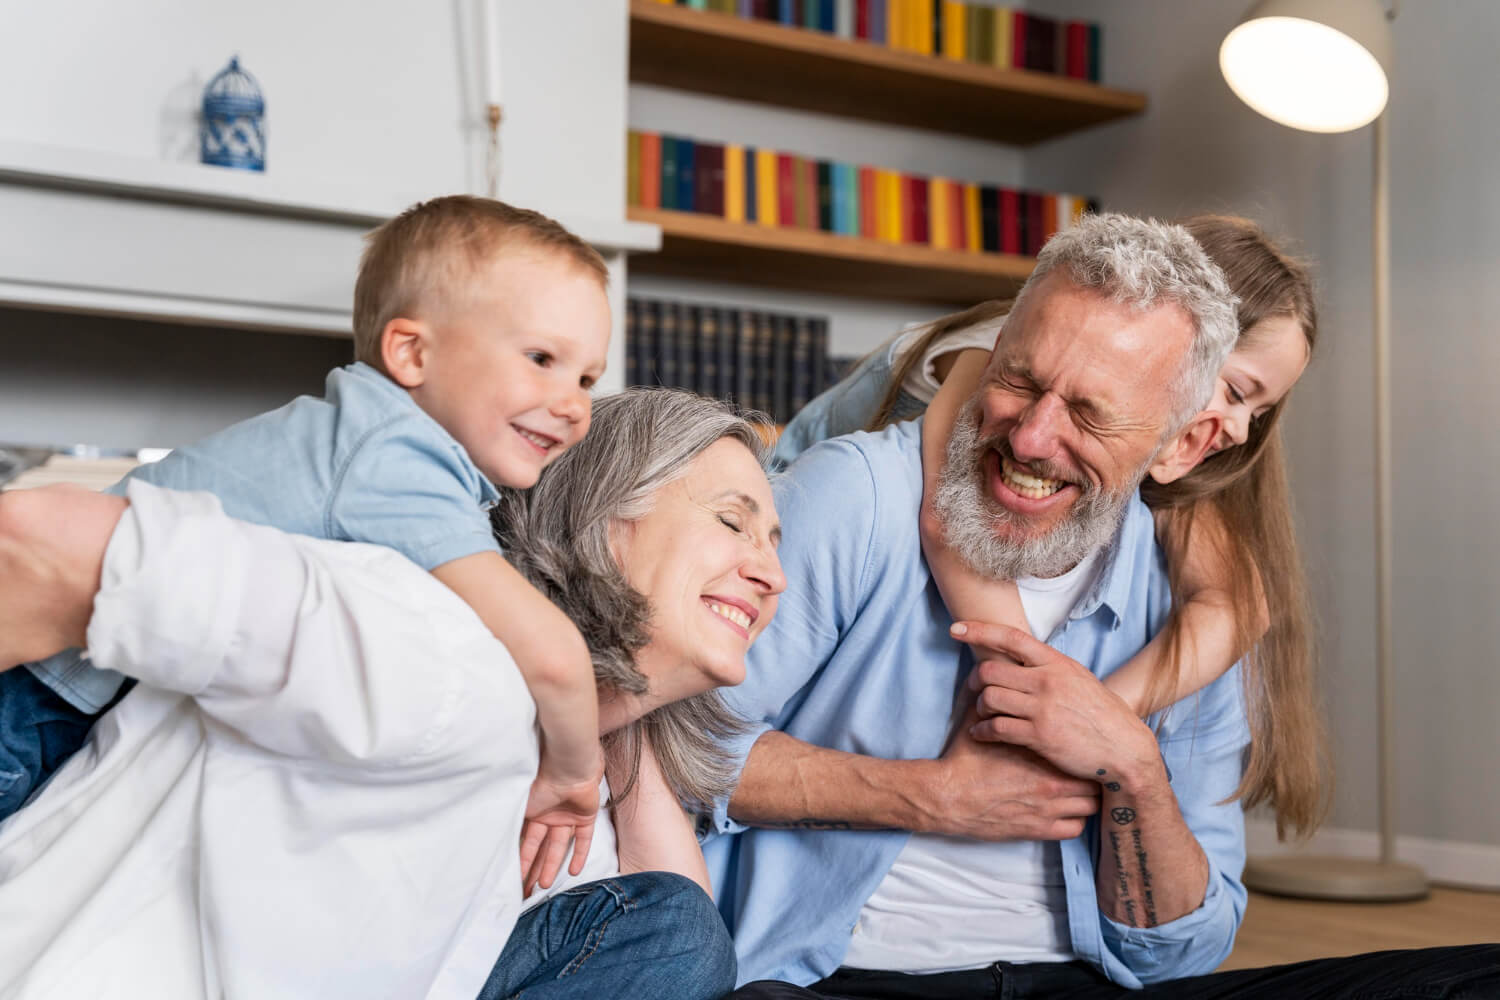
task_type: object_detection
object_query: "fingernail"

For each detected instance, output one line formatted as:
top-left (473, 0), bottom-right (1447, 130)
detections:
top-left (950, 623), bottom-right (968, 637)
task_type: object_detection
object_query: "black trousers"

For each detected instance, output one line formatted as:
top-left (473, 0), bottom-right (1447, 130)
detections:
top-left (726, 944), bottom-right (1500, 999)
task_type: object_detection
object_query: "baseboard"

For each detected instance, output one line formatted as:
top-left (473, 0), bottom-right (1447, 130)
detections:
top-left (1245, 819), bottom-right (1500, 891)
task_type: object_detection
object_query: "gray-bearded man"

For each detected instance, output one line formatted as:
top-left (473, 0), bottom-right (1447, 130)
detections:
top-left (704, 214), bottom-right (1500, 999)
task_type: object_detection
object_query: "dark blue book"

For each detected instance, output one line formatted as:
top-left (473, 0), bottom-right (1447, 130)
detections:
top-left (660, 136), bottom-right (679, 211)
top-left (660, 301), bottom-right (682, 389)
top-left (734, 310), bottom-right (756, 410)
top-left (770, 313), bottom-right (793, 423)
top-left (869, 0), bottom-right (886, 44)
top-left (777, 0), bottom-right (795, 25)
top-left (625, 297), bottom-right (640, 388)
top-left (744, 146), bottom-right (758, 224)
top-left (676, 139), bottom-right (697, 213)
top-left (693, 305), bottom-right (714, 396)
top-left (980, 185), bottom-right (1000, 253)
top-left (638, 300), bottom-right (661, 386)
top-left (819, 0), bottom-right (835, 32)
top-left (716, 308), bottom-right (735, 400)
top-left (790, 314), bottom-right (814, 415)
top-left (811, 317), bottom-right (829, 400)
top-left (754, 311), bottom-right (775, 417)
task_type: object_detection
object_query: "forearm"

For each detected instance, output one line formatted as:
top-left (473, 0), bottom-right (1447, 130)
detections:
top-left (610, 740), bottom-right (711, 892)
top-left (1105, 592), bottom-right (1243, 717)
top-left (728, 730), bottom-right (939, 832)
top-left (1094, 755), bottom-right (1209, 927)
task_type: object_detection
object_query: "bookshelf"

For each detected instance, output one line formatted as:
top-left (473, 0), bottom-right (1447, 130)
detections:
top-left (628, 206), bottom-right (1033, 304)
top-left (629, 1), bottom-right (1147, 145)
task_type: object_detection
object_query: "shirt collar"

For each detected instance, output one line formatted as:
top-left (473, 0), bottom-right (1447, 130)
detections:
top-left (1068, 492), bottom-right (1157, 630)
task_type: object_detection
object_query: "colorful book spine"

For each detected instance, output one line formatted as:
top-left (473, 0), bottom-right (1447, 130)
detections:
top-left (743, 145), bottom-right (758, 223)
top-left (940, 0), bottom-right (964, 61)
top-left (992, 5), bottom-right (1012, 69)
top-left (725, 143), bottom-right (745, 222)
top-left (676, 138), bottom-right (697, 212)
top-left (868, 0), bottom-right (886, 44)
top-left (777, 153), bottom-right (797, 227)
top-left (1000, 187), bottom-right (1020, 255)
top-left (963, 182), bottom-right (982, 252)
top-left (627, 131), bottom-right (642, 208)
top-left (757, 148), bottom-right (779, 226)
top-left (858, 166), bottom-right (877, 239)
top-left (640, 132), bottom-right (661, 209)
top-left (816, 160), bottom-right (834, 231)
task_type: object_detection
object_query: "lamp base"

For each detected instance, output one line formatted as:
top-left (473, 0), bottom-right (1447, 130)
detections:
top-left (1243, 855), bottom-right (1428, 902)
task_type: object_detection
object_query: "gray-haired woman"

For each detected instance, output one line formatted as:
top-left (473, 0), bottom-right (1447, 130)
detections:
top-left (0, 388), bottom-right (784, 1000)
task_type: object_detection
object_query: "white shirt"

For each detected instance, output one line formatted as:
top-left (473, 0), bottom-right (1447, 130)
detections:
top-left (892, 319), bottom-right (1005, 404)
top-left (844, 551), bottom-right (1102, 974)
top-left (0, 482), bottom-right (543, 1000)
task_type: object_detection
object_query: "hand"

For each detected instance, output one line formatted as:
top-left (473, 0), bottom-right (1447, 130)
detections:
top-left (955, 620), bottom-right (1160, 786)
top-left (518, 746), bottom-right (605, 894)
top-left (928, 703), bottom-right (1100, 841)
top-left (0, 485), bottom-right (127, 667)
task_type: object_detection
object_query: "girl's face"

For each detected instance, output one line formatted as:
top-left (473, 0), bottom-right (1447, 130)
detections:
top-left (1204, 314), bottom-right (1311, 455)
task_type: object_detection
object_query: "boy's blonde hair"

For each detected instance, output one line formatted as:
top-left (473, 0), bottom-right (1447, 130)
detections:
top-left (352, 195), bottom-right (609, 371)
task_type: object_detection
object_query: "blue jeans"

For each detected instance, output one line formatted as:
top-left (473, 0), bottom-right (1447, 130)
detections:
top-left (479, 871), bottom-right (736, 1000)
top-left (0, 666), bottom-right (106, 819)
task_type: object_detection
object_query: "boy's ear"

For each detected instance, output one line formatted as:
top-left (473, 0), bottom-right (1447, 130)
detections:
top-left (1148, 411), bottom-right (1222, 485)
top-left (380, 318), bottom-right (432, 389)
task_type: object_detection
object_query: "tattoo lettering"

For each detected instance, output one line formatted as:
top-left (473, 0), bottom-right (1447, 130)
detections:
top-left (1132, 829), bottom-right (1159, 927)
top-left (1107, 830), bottom-right (1139, 926)
top-left (1110, 806), bottom-right (1137, 825)
top-left (762, 818), bottom-right (854, 831)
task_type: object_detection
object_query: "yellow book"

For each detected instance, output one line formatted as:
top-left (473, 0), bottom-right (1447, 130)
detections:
top-left (725, 143), bottom-right (745, 223)
top-left (964, 182), bottom-right (982, 252)
top-left (993, 6), bottom-right (1012, 69)
top-left (929, 177), bottom-right (950, 249)
top-left (914, 0), bottom-right (933, 55)
top-left (755, 148), bottom-right (778, 227)
top-left (942, 1), bottom-right (966, 61)
top-left (889, 0), bottom-right (906, 51)
top-left (876, 170), bottom-right (897, 243)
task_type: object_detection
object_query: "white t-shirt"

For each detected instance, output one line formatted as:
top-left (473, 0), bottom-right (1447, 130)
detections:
top-left (891, 319), bottom-right (1005, 404)
top-left (843, 550), bottom-right (1102, 974)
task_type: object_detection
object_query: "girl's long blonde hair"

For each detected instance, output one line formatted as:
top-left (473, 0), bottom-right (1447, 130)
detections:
top-left (868, 215), bottom-right (1329, 839)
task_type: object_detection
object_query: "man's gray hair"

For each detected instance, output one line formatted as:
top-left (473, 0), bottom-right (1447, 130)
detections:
top-left (492, 388), bottom-right (770, 809)
top-left (1016, 212), bottom-right (1240, 430)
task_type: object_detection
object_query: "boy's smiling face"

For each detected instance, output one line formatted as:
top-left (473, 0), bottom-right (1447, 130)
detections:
top-left (406, 247), bottom-right (611, 489)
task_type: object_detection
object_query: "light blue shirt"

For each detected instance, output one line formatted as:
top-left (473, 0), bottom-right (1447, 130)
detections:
top-left (704, 420), bottom-right (1250, 988)
top-left (28, 362), bottom-right (502, 712)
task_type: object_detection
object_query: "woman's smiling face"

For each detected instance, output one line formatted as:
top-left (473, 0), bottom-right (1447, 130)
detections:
top-left (1204, 314), bottom-right (1311, 455)
top-left (612, 438), bottom-right (786, 703)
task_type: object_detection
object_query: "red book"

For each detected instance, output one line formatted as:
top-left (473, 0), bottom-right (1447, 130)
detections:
top-left (640, 132), bottom-right (661, 210)
top-left (1000, 188), bottom-right (1021, 255)
top-left (801, 158), bottom-right (819, 229)
top-left (1066, 22), bottom-right (1088, 79)
top-left (1041, 193), bottom-right (1059, 244)
top-left (855, 0), bottom-right (869, 39)
top-left (948, 180), bottom-right (965, 252)
top-left (1012, 11), bottom-right (1028, 69)
top-left (858, 165), bottom-right (877, 238)
top-left (909, 175), bottom-right (930, 245)
top-left (697, 143), bottom-right (725, 217)
top-left (777, 153), bottom-right (797, 227)
top-left (1027, 192), bottom-right (1046, 255)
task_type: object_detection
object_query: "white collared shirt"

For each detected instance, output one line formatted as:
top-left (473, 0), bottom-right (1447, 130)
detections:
top-left (0, 482), bottom-right (546, 999)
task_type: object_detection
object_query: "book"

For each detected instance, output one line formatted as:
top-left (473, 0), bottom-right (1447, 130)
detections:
top-left (928, 177), bottom-right (949, 250)
top-left (790, 313), bottom-right (814, 414)
top-left (627, 130), bottom-right (642, 207)
top-left (625, 296), bottom-right (640, 386)
top-left (696, 142), bottom-right (724, 216)
top-left (817, 160), bottom-right (834, 231)
top-left (992, 5), bottom-right (1012, 69)
top-left (1088, 22), bottom-right (1101, 81)
top-left (811, 317), bottom-right (830, 401)
top-left (930, 0), bottom-right (942, 57)
top-left (777, 153), bottom-right (797, 227)
top-left (640, 131), bottom-right (661, 209)
top-left (940, 0), bottom-right (964, 60)
top-left (909, 174), bottom-right (930, 245)
top-left (735, 309), bottom-right (756, 409)
top-left (835, 0), bottom-right (854, 38)
top-left (660, 135), bottom-right (679, 210)
top-left (639, 299), bottom-right (662, 386)
top-left (1027, 190), bottom-right (1046, 255)
top-left (855, 0), bottom-right (869, 39)
top-left (1015, 190), bottom-right (1029, 256)
top-left (695, 305), bottom-right (716, 396)
top-left (1011, 9), bottom-right (1027, 69)
top-left (869, 0), bottom-right (887, 45)
top-left (770, 312), bottom-right (792, 422)
top-left (1065, 20), bottom-right (1087, 79)
top-left (757, 148), bottom-right (779, 226)
top-left (676, 138), bottom-right (697, 212)
top-left (979, 184), bottom-right (999, 253)
top-left (947, 178), bottom-right (965, 252)
top-left (1000, 187), bottom-right (1020, 255)
top-left (963, 182), bottom-right (982, 252)
top-left (717, 307), bottom-right (736, 400)
top-left (1041, 192), bottom-right (1059, 247)
top-left (800, 157), bottom-right (819, 229)
top-left (659, 300), bottom-right (681, 388)
top-left (754, 310), bottom-right (775, 415)
top-left (743, 145), bottom-right (758, 224)
top-left (777, 0), bottom-right (796, 25)
top-left (725, 143), bottom-right (745, 222)
top-left (858, 165), bottom-right (877, 239)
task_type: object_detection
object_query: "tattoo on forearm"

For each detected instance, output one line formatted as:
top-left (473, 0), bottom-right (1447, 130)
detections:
top-left (1110, 806), bottom-right (1137, 825)
top-left (759, 818), bottom-right (854, 831)
top-left (1096, 768), bottom-right (1121, 792)
top-left (1132, 829), bottom-right (1159, 927)
top-left (1107, 830), bottom-right (1139, 926)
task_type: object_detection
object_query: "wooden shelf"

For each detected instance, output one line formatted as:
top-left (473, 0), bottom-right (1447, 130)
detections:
top-left (628, 1), bottom-right (1146, 145)
top-left (626, 206), bottom-right (1033, 305)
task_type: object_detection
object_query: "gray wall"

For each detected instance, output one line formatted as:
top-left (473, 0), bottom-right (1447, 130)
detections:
top-left (1026, 0), bottom-right (1500, 849)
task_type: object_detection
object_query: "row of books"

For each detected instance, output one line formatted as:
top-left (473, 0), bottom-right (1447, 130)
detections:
top-left (627, 130), bottom-right (1098, 256)
top-left (626, 297), bottom-right (839, 424)
top-left (649, 0), bottom-right (1101, 82)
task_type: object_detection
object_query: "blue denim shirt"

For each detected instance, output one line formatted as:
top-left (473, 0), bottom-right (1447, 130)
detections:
top-left (704, 420), bottom-right (1250, 988)
top-left (28, 362), bottom-right (502, 712)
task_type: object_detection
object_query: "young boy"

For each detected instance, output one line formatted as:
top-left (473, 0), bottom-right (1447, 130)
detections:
top-left (0, 196), bottom-right (610, 859)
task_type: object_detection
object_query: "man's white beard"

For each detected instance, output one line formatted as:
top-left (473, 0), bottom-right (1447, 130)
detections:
top-left (930, 397), bottom-right (1143, 580)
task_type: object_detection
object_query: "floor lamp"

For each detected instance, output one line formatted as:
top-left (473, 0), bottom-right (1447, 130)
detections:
top-left (1219, 0), bottom-right (1427, 901)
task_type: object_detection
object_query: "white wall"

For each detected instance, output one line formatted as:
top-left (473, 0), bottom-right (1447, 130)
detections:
top-left (1026, 0), bottom-right (1500, 858)
top-left (0, 0), bottom-right (632, 447)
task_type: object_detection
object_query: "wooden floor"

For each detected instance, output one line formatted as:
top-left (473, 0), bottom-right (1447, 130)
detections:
top-left (1221, 887), bottom-right (1500, 970)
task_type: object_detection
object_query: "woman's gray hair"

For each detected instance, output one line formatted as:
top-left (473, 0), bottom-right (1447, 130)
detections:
top-left (1016, 212), bottom-right (1240, 431)
top-left (491, 387), bottom-right (772, 809)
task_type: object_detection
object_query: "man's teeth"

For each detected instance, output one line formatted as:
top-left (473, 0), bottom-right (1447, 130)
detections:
top-left (707, 601), bottom-right (751, 630)
top-left (516, 428), bottom-right (554, 450)
top-left (1001, 456), bottom-right (1066, 500)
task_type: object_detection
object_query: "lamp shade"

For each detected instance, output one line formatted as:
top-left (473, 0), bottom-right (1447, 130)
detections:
top-left (1220, 0), bottom-right (1391, 133)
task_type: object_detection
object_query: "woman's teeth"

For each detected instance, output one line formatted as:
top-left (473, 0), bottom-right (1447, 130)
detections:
top-left (1001, 456), bottom-right (1066, 500)
top-left (707, 601), bottom-right (751, 630)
